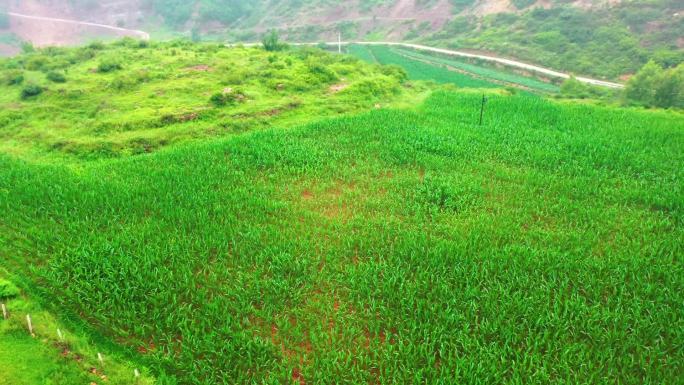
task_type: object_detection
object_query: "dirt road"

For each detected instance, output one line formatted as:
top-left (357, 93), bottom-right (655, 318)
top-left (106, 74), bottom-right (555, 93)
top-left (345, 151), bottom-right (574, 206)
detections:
top-left (7, 12), bottom-right (150, 41)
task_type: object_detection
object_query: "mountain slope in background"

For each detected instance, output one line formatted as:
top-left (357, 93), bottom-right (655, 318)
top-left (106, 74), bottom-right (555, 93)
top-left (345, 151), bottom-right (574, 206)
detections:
top-left (0, 0), bottom-right (682, 78)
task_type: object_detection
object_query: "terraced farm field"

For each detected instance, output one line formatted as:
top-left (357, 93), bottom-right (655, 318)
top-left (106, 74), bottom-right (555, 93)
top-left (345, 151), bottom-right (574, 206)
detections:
top-left (349, 45), bottom-right (560, 93)
top-left (349, 45), bottom-right (497, 89)
top-left (1, 41), bottom-right (684, 385)
top-left (391, 48), bottom-right (561, 93)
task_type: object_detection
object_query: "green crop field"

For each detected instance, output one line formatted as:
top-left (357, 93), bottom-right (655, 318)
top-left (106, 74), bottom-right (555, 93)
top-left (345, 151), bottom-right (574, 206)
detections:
top-left (391, 47), bottom-right (561, 93)
top-left (1, 41), bottom-right (684, 385)
top-left (349, 45), bottom-right (497, 89)
top-left (347, 45), bottom-right (378, 64)
top-left (348, 44), bottom-right (559, 93)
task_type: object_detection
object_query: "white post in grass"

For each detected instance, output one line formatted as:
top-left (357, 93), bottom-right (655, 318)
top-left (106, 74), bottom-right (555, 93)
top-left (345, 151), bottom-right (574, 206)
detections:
top-left (1, 303), bottom-right (6, 319)
top-left (98, 352), bottom-right (104, 366)
top-left (134, 368), bottom-right (140, 383)
top-left (26, 314), bottom-right (34, 336)
top-left (338, 31), bottom-right (342, 54)
top-left (57, 328), bottom-right (64, 341)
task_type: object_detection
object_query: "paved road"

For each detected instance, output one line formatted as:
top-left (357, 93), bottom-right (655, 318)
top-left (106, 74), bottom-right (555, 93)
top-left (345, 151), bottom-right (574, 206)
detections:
top-left (319, 42), bottom-right (625, 89)
top-left (7, 12), bottom-right (150, 41)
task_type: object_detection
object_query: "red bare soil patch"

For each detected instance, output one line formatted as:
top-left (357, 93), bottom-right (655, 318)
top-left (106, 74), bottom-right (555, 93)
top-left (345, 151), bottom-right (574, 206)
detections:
top-left (301, 190), bottom-right (314, 200)
top-left (329, 83), bottom-right (349, 93)
top-left (185, 65), bottom-right (213, 72)
top-left (292, 368), bottom-right (306, 385)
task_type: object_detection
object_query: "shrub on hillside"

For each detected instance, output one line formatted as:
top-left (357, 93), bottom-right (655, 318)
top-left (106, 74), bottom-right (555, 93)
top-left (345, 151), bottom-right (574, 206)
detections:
top-left (559, 76), bottom-right (613, 100)
top-left (88, 41), bottom-right (105, 50)
top-left (2, 70), bottom-right (24, 86)
top-left (306, 62), bottom-right (338, 84)
top-left (262, 30), bottom-right (287, 52)
top-left (25, 56), bottom-right (49, 71)
top-left (109, 77), bottom-right (134, 91)
top-left (560, 76), bottom-right (592, 99)
top-left (98, 60), bottom-right (123, 73)
top-left (20, 84), bottom-right (43, 99)
top-left (210, 88), bottom-right (246, 107)
top-left (0, 279), bottom-right (20, 299)
top-left (109, 70), bottom-right (149, 91)
top-left (46, 71), bottom-right (66, 83)
top-left (210, 92), bottom-right (228, 106)
top-left (20, 42), bottom-right (34, 54)
top-left (346, 77), bottom-right (401, 98)
top-left (380, 64), bottom-right (408, 83)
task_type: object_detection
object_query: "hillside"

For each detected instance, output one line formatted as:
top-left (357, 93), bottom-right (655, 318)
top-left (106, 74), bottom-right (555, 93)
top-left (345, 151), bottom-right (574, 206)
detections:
top-left (1, 41), bottom-right (683, 383)
top-left (0, 0), bottom-right (682, 79)
top-left (0, 40), bottom-right (416, 160)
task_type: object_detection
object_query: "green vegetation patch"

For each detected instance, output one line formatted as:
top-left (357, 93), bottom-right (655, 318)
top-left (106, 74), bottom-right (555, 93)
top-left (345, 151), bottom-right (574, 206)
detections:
top-left (350, 44), bottom-right (496, 88)
top-left (391, 47), bottom-right (560, 93)
top-left (1, 91), bottom-right (682, 384)
top-left (0, 273), bottom-right (155, 385)
top-left (0, 279), bottom-right (19, 299)
top-left (427, 2), bottom-right (684, 79)
top-left (0, 39), bottom-right (418, 160)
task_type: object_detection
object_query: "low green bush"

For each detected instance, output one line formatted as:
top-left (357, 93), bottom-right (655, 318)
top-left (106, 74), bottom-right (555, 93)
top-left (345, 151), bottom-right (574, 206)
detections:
top-left (307, 61), bottom-right (338, 84)
top-left (46, 71), bottom-right (67, 83)
top-left (25, 56), bottom-right (49, 71)
top-left (380, 64), bottom-right (408, 83)
top-left (97, 61), bottom-right (123, 73)
top-left (88, 41), bottom-right (105, 50)
top-left (262, 30), bottom-right (287, 52)
top-left (0, 279), bottom-right (20, 299)
top-left (20, 84), bottom-right (44, 99)
top-left (2, 70), bottom-right (24, 85)
top-left (209, 88), bottom-right (246, 107)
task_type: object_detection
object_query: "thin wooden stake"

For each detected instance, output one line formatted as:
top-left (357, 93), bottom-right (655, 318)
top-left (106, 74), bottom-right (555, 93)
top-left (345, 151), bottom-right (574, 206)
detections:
top-left (1, 303), bottom-right (6, 319)
top-left (26, 314), bottom-right (34, 336)
top-left (479, 94), bottom-right (487, 126)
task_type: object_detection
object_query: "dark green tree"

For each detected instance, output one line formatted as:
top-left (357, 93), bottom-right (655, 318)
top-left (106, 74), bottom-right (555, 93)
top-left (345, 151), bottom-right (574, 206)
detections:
top-left (625, 60), bottom-right (663, 106)
top-left (653, 64), bottom-right (684, 109)
top-left (625, 61), bottom-right (683, 109)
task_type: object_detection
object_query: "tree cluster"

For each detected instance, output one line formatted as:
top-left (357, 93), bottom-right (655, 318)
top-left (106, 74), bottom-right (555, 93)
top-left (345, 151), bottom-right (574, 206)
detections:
top-left (625, 61), bottom-right (684, 109)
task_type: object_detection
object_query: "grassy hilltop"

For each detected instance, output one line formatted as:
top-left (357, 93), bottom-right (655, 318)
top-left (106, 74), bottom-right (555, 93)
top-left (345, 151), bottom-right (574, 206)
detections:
top-left (0, 39), bottom-right (415, 161)
top-left (1, 41), bottom-right (683, 384)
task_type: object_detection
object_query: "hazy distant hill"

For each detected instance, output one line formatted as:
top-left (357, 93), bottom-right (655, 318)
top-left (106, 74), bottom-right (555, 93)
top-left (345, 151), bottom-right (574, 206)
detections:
top-left (1, 0), bottom-right (682, 78)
